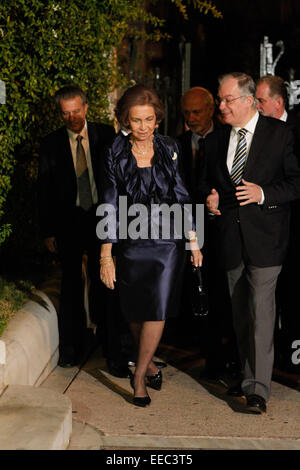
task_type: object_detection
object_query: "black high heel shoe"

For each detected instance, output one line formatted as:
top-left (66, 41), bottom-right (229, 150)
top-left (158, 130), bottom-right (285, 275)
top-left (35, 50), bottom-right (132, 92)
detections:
top-left (130, 375), bottom-right (151, 407)
top-left (146, 370), bottom-right (162, 390)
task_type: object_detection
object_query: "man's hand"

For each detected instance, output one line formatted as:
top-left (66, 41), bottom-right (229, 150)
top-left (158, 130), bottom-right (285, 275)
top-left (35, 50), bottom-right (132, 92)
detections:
top-left (45, 237), bottom-right (57, 253)
top-left (236, 179), bottom-right (263, 206)
top-left (206, 188), bottom-right (221, 215)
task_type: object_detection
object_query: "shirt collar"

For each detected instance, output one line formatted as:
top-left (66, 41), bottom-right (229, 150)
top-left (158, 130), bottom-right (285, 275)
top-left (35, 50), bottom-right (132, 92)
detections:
top-left (192, 121), bottom-right (214, 143)
top-left (232, 111), bottom-right (259, 136)
top-left (67, 120), bottom-right (88, 141)
top-left (280, 109), bottom-right (288, 122)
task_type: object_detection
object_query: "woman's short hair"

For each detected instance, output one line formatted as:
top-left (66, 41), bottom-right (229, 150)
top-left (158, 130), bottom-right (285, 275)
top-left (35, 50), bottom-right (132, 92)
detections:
top-left (115, 84), bottom-right (165, 129)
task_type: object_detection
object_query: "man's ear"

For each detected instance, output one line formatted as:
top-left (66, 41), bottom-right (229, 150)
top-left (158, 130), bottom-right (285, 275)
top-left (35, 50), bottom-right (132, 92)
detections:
top-left (276, 96), bottom-right (284, 109)
top-left (247, 95), bottom-right (255, 107)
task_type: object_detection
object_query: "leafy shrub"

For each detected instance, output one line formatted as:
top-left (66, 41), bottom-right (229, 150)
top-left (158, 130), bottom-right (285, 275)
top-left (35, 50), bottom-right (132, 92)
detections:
top-left (0, 276), bottom-right (33, 335)
top-left (0, 0), bottom-right (221, 251)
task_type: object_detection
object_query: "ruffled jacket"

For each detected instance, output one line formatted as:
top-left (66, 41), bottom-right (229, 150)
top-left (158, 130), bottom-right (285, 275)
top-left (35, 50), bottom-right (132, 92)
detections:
top-left (98, 132), bottom-right (193, 243)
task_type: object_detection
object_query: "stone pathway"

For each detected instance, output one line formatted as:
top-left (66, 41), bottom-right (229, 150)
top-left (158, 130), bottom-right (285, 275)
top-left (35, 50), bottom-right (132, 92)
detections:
top-left (41, 345), bottom-right (300, 451)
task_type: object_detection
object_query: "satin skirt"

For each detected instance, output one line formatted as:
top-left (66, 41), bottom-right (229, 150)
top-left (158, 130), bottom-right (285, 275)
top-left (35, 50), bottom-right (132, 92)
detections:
top-left (116, 239), bottom-right (186, 321)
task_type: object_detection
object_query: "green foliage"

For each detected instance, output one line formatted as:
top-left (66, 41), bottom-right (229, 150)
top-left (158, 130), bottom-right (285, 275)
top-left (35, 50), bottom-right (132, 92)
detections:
top-left (171, 0), bottom-right (222, 20)
top-left (0, 0), bottom-right (221, 249)
top-left (0, 276), bottom-right (33, 336)
top-left (0, 1), bottom-right (127, 247)
top-left (0, 224), bottom-right (11, 245)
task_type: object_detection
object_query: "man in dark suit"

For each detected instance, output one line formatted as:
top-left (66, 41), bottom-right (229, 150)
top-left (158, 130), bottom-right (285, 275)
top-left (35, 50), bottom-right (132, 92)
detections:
top-left (177, 87), bottom-right (238, 380)
top-left (38, 85), bottom-right (130, 376)
top-left (200, 72), bottom-right (300, 413)
top-left (256, 75), bottom-right (300, 374)
top-left (178, 87), bottom-right (217, 200)
top-left (256, 75), bottom-right (300, 148)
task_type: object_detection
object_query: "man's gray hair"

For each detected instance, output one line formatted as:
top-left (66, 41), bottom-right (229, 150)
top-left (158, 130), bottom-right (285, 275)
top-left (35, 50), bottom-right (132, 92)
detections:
top-left (219, 72), bottom-right (257, 108)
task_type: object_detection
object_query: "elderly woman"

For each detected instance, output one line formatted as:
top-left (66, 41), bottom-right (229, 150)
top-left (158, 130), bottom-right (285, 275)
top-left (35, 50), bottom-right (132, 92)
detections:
top-left (99, 84), bottom-right (202, 407)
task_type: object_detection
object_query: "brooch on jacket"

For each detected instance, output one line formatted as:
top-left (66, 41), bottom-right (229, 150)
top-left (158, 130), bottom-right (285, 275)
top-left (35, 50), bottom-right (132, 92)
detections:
top-left (172, 152), bottom-right (178, 160)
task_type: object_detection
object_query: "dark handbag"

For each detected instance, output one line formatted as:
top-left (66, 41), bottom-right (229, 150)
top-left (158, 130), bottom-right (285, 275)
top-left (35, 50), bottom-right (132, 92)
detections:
top-left (189, 266), bottom-right (209, 317)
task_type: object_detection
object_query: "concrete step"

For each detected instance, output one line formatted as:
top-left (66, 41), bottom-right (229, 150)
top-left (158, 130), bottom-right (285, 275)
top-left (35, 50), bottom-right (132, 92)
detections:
top-left (0, 384), bottom-right (72, 450)
top-left (0, 290), bottom-right (59, 393)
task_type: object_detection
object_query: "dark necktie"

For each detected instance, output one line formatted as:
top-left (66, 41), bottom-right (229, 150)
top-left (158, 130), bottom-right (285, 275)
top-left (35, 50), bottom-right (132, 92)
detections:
top-left (76, 135), bottom-right (93, 211)
top-left (231, 128), bottom-right (247, 185)
top-left (192, 137), bottom-right (205, 168)
top-left (190, 137), bottom-right (205, 198)
top-left (196, 137), bottom-right (205, 161)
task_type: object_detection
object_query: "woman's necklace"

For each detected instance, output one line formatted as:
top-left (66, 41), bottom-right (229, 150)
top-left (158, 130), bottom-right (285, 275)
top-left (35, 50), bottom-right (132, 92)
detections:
top-left (130, 137), bottom-right (153, 156)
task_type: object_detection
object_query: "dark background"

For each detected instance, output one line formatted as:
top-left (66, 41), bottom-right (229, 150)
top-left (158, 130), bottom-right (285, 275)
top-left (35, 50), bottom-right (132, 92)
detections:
top-left (145, 0), bottom-right (300, 135)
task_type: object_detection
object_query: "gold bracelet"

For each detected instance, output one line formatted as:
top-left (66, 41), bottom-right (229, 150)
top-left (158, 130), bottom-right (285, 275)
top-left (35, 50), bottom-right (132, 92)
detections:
top-left (100, 257), bottom-right (113, 264)
top-left (189, 237), bottom-right (198, 242)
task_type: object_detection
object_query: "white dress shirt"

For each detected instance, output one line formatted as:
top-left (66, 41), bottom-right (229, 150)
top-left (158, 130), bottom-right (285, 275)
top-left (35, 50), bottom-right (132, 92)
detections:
top-left (279, 109), bottom-right (288, 122)
top-left (67, 120), bottom-right (98, 206)
top-left (227, 111), bottom-right (259, 173)
top-left (227, 111), bottom-right (264, 204)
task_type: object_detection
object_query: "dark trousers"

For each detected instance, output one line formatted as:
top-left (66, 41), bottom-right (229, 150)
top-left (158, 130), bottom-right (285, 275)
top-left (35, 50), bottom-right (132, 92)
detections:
top-left (276, 252), bottom-right (300, 370)
top-left (57, 207), bottom-right (100, 358)
top-left (205, 259), bottom-right (238, 371)
top-left (202, 217), bottom-right (239, 372)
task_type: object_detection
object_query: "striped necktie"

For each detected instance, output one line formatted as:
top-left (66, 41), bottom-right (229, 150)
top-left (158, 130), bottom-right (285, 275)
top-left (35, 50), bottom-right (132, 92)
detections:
top-left (231, 128), bottom-right (247, 185)
top-left (76, 135), bottom-right (93, 211)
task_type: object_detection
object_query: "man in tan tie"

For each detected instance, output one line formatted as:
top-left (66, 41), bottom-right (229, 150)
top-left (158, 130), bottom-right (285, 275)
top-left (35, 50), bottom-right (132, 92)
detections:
top-left (38, 85), bottom-right (129, 373)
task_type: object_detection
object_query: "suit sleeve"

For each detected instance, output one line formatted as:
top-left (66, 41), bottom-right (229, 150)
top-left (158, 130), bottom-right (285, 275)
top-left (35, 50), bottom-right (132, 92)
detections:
top-left (37, 139), bottom-right (57, 238)
top-left (262, 127), bottom-right (300, 205)
top-left (97, 146), bottom-right (119, 244)
top-left (174, 137), bottom-right (188, 186)
top-left (171, 141), bottom-right (196, 234)
top-left (196, 131), bottom-right (217, 204)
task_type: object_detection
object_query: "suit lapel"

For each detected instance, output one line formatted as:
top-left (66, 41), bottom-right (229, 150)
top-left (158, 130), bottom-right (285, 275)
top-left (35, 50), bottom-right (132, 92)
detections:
top-left (183, 130), bottom-right (193, 171)
top-left (220, 126), bottom-right (232, 183)
top-left (59, 127), bottom-right (75, 176)
top-left (57, 127), bottom-right (77, 201)
top-left (87, 122), bottom-right (97, 171)
top-left (243, 115), bottom-right (269, 179)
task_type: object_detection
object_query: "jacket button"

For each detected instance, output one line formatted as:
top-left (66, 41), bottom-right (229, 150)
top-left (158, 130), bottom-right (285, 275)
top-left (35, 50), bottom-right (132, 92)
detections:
top-left (236, 218), bottom-right (240, 223)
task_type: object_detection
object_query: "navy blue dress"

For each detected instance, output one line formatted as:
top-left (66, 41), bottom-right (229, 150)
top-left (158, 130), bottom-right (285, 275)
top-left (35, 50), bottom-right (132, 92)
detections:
top-left (100, 133), bottom-right (193, 322)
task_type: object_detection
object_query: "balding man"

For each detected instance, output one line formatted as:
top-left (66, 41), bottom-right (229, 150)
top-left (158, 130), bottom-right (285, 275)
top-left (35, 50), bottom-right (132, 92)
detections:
top-left (178, 87), bottom-right (238, 380)
top-left (178, 87), bottom-right (221, 201)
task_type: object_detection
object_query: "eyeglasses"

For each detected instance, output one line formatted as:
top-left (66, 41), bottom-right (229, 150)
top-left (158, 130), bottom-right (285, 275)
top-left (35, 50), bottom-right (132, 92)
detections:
top-left (215, 96), bottom-right (249, 106)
